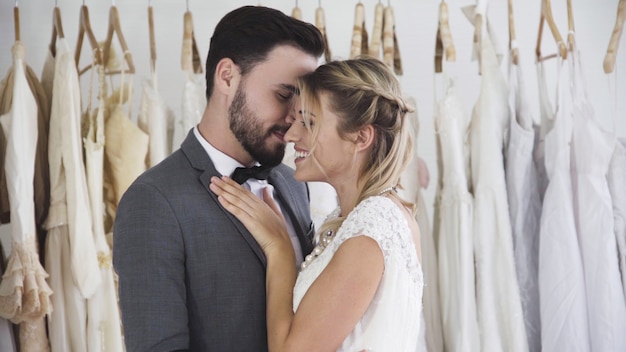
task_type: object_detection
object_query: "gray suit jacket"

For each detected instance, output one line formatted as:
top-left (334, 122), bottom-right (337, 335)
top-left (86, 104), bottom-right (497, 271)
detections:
top-left (113, 130), bottom-right (314, 352)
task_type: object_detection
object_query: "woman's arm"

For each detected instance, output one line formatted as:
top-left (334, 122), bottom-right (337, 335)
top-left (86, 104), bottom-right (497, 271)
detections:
top-left (210, 176), bottom-right (384, 351)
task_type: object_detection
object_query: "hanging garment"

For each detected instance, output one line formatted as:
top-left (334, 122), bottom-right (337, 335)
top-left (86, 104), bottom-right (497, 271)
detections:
top-left (469, 28), bottom-right (528, 351)
top-left (103, 78), bottom-right (149, 221)
top-left (569, 48), bottom-right (626, 351)
top-left (84, 64), bottom-right (124, 352)
top-left (398, 97), bottom-right (442, 352)
top-left (537, 57), bottom-right (590, 351)
top-left (608, 138), bottom-right (626, 299)
top-left (505, 51), bottom-right (542, 352)
top-left (0, 42), bottom-right (53, 350)
top-left (434, 78), bottom-right (480, 352)
top-left (0, 46), bottom-right (51, 261)
top-left (172, 71), bottom-right (205, 152)
top-left (44, 38), bottom-right (101, 352)
top-left (138, 67), bottom-right (169, 168)
top-left (0, 240), bottom-right (16, 352)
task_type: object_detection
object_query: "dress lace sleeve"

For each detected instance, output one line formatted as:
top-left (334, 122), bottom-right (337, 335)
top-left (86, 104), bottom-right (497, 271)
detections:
top-left (332, 196), bottom-right (421, 283)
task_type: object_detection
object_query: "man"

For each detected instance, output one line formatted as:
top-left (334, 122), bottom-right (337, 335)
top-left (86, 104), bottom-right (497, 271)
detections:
top-left (113, 6), bottom-right (324, 351)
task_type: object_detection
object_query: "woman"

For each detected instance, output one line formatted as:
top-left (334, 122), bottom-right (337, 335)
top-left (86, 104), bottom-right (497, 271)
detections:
top-left (210, 57), bottom-right (423, 351)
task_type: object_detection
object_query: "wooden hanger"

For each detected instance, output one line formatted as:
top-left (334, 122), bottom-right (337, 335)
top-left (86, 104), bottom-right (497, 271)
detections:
top-left (369, 1), bottom-right (384, 58)
top-left (435, 0), bottom-right (456, 73)
top-left (148, 4), bottom-right (157, 72)
top-left (535, 0), bottom-right (567, 61)
top-left (292, 0), bottom-right (302, 20)
top-left (181, 10), bottom-right (203, 73)
top-left (102, 5), bottom-right (136, 75)
top-left (566, 0), bottom-right (575, 51)
top-left (13, 2), bottom-right (20, 42)
top-left (316, 2), bottom-right (332, 62)
top-left (604, 0), bottom-right (625, 73)
top-left (49, 6), bottom-right (65, 56)
top-left (508, 0), bottom-right (519, 65)
top-left (350, 2), bottom-right (368, 59)
top-left (75, 4), bottom-right (103, 75)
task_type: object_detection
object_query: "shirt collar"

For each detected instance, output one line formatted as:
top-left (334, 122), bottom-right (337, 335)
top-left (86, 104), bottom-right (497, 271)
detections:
top-left (193, 126), bottom-right (261, 178)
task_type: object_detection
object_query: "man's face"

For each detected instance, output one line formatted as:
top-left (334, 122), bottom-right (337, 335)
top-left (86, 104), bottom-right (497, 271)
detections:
top-left (228, 45), bottom-right (318, 166)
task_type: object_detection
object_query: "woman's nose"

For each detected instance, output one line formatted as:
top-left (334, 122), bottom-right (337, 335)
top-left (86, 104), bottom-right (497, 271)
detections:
top-left (284, 123), bottom-right (299, 143)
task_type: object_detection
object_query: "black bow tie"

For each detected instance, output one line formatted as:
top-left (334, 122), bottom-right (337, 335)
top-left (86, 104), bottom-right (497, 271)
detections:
top-left (230, 165), bottom-right (273, 184)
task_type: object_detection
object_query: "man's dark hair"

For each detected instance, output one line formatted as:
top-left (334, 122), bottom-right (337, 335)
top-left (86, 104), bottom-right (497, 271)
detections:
top-left (205, 6), bottom-right (325, 99)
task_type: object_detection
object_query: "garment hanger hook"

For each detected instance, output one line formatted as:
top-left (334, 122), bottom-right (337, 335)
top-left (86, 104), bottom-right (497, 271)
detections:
top-left (15, 0), bottom-right (18, 7)
top-left (186, 0), bottom-right (189, 12)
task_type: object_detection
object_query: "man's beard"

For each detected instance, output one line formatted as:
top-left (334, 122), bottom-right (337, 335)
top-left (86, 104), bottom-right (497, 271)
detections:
top-left (229, 84), bottom-right (286, 167)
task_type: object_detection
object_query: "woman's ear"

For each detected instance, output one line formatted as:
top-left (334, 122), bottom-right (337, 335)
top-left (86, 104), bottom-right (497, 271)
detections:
top-left (354, 125), bottom-right (375, 151)
top-left (214, 58), bottom-right (239, 95)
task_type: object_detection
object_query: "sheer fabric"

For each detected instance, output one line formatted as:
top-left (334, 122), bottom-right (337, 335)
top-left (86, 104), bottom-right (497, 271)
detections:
top-left (609, 139), bottom-right (626, 299)
top-left (569, 48), bottom-right (626, 351)
top-left (293, 196), bottom-right (423, 351)
top-left (506, 53), bottom-right (542, 352)
top-left (537, 58), bottom-right (590, 352)
top-left (470, 29), bottom-right (527, 352)
top-left (435, 78), bottom-right (479, 352)
top-left (399, 96), bottom-right (442, 352)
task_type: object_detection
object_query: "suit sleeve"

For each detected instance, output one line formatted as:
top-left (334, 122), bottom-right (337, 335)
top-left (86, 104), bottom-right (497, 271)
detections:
top-left (113, 181), bottom-right (190, 352)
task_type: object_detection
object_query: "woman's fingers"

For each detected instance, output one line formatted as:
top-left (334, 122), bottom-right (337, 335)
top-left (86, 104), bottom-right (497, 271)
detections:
top-left (210, 176), bottom-right (260, 219)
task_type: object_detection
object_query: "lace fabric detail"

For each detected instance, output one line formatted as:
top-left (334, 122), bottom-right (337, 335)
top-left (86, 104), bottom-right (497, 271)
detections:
top-left (294, 196), bottom-right (423, 351)
top-left (0, 238), bottom-right (52, 323)
top-left (326, 196), bottom-right (423, 286)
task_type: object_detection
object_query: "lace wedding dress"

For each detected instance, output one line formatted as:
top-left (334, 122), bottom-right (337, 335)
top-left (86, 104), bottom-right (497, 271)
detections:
top-left (293, 196), bottom-right (423, 351)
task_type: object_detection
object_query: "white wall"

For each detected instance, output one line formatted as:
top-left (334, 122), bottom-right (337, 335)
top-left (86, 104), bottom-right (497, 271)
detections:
top-left (0, 0), bottom-right (624, 255)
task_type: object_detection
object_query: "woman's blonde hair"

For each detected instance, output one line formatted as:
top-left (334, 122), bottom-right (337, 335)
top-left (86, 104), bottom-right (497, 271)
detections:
top-left (297, 56), bottom-right (415, 237)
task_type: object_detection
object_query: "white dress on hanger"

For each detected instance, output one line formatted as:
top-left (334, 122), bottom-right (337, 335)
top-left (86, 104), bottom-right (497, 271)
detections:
top-left (45, 38), bottom-right (101, 352)
top-left (138, 67), bottom-right (170, 168)
top-left (0, 41), bottom-right (53, 348)
top-left (569, 48), bottom-right (626, 352)
top-left (505, 50), bottom-right (542, 352)
top-left (435, 77), bottom-right (480, 352)
top-left (399, 96), bottom-right (442, 352)
top-left (537, 57), bottom-right (590, 352)
top-left (293, 197), bottom-right (423, 351)
top-left (608, 138), bottom-right (626, 300)
top-left (84, 64), bottom-right (125, 352)
top-left (172, 70), bottom-right (205, 152)
top-left (470, 29), bottom-right (528, 351)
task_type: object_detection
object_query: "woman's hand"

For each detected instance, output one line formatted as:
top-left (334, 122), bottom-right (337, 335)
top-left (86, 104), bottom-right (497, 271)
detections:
top-left (209, 176), bottom-right (293, 256)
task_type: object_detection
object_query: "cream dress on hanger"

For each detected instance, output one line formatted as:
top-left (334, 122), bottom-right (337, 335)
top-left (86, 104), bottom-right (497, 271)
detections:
top-left (435, 76), bottom-right (480, 352)
top-left (0, 41), bottom-right (53, 350)
top-left (398, 96), bottom-right (442, 352)
top-left (84, 63), bottom-right (125, 352)
top-left (138, 66), bottom-right (170, 168)
top-left (44, 38), bottom-right (102, 352)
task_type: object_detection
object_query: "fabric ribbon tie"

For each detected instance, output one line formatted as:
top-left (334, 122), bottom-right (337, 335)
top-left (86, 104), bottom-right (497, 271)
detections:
top-left (230, 165), bottom-right (273, 184)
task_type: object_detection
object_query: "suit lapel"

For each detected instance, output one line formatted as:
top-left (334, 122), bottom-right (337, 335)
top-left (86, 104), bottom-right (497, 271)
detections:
top-left (181, 130), bottom-right (267, 266)
top-left (269, 172), bottom-right (314, 257)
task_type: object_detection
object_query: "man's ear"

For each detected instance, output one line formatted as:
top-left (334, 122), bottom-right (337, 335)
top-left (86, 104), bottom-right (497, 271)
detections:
top-left (214, 58), bottom-right (239, 95)
top-left (354, 125), bottom-right (375, 151)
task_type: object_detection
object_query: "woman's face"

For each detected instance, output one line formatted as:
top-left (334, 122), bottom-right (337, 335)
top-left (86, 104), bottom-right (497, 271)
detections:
top-left (285, 93), bottom-right (359, 184)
